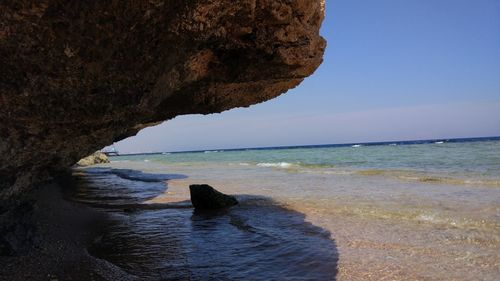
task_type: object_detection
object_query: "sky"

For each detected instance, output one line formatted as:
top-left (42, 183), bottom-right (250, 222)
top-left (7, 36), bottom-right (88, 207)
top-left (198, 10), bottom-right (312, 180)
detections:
top-left (112, 0), bottom-right (500, 153)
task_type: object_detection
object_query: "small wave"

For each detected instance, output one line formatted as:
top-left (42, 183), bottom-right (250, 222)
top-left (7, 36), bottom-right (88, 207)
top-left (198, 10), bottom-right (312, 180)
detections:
top-left (161, 152), bottom-right (170, 155)
top-left (416, 214), bottom-right (441, 224)
top-left (389, 143), bottom-right (397, 146)
top-left (257, 162), bottom-right (295, 168)
top-left (111, 169), bottom-right (187, 182)
top-left (109, 160), bottom-right (131, 163)
top-left (240, 162), bottom-right (334, 170)
top-left (204, 150), bottom-right (221, 153)
top-left (84, 168), bottom-right (186, 183)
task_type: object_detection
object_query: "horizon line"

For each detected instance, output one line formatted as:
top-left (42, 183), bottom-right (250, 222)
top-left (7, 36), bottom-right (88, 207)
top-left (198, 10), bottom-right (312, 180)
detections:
top-left (109, 135), bottom-right (500, 156)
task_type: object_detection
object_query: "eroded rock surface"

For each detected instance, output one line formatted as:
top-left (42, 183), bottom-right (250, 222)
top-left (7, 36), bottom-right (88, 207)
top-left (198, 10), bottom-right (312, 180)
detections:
top-left (76, 152), bottom-right (110, 167)
top-left (0, 0), bottom-right (325, 202)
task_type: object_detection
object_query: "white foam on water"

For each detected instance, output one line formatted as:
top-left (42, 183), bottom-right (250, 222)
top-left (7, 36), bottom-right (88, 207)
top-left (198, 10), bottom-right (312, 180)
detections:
top-left (257, 162), bottom-right (295, 168)
top-left (416, 214), bottom-right (437, 223)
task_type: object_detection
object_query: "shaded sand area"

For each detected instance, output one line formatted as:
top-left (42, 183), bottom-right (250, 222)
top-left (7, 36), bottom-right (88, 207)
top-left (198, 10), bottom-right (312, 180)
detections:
top-left (0, 182), bottom-right (136, 281)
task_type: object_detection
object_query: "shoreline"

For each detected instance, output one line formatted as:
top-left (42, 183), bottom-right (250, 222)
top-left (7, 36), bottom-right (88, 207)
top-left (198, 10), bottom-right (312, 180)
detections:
top-left (2, 155), bottom-right (499, 280)
top-left (63, 168), bottom-right (339, 280)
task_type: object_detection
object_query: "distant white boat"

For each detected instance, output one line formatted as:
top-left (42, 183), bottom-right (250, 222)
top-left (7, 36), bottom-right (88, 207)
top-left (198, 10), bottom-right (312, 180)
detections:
top-left (351, 144), bottom-right (362, 148)
top-left (102, 144), bottom-right (119, 156)
top-left (434, 141), bottom-right (444, 144)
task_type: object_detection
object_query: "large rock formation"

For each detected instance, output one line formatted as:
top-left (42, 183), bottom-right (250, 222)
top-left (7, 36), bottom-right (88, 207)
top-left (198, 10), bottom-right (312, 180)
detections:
top-left (0, 0), bottom-right (325, 203)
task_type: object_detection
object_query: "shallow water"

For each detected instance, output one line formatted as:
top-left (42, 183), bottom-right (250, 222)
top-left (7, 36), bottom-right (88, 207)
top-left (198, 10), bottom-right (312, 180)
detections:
top-left (68, 168), bottom-right (338, 280)
top-left (72, 139), bottom-right (500, 280)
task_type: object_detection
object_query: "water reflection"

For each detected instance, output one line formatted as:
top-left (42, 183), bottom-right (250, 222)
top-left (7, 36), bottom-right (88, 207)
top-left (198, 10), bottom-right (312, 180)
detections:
top-left (69, 168), bottom-right (338, 280)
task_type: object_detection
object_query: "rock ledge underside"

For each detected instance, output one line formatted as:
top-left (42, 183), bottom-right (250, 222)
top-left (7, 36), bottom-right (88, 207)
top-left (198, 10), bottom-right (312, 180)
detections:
top-left (0, 0), bottom-right (325, 202)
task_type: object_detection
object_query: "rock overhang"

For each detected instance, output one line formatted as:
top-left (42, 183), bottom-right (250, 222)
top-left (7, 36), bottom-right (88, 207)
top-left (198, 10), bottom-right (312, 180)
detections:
top-left (0, 0), bottom-right (326, 202)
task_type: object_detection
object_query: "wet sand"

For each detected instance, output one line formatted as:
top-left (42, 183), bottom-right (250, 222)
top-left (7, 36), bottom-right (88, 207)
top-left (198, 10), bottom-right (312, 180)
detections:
top-left (146, 179), bottom-right (191, 204)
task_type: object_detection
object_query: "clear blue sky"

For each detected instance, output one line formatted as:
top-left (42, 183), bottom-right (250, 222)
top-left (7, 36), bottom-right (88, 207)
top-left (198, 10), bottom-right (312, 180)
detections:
top-left (113, 0), bottom-right (500, 153)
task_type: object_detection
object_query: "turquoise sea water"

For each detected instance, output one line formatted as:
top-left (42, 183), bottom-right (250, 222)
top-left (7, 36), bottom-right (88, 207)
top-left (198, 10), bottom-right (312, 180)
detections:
top-left (116, 139), bottom-right (500, 187)
top-left (72, 138), bottom-right (500, 280)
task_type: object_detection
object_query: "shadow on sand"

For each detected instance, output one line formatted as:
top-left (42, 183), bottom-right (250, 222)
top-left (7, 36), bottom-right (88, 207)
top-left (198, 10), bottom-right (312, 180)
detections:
top-left (69, 168), bottom-right (339, 280)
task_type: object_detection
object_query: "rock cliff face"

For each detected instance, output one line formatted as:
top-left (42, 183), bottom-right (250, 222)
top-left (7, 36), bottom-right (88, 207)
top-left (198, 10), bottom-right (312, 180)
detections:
top-left (0, 0), bottom-right (325, 203)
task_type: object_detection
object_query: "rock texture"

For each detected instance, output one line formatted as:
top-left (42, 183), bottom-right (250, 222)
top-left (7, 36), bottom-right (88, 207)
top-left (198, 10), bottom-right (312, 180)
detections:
top-left (0, 0), bottom-right (325, 203)
top-left (189, 184), bottom-right (238, 210)
top-left (76, 151), bottom-right (110, 167)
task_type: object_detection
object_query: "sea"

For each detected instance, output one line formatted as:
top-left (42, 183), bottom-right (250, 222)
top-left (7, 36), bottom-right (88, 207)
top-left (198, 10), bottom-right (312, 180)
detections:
top-left (68, 137), bottom-right (500, 280)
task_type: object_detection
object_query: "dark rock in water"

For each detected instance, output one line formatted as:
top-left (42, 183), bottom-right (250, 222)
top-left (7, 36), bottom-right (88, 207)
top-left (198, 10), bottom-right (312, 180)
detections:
top-left (189, 184), bottom-right (238, 210)
top-left (0, 1), bottom-right (325, 204)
